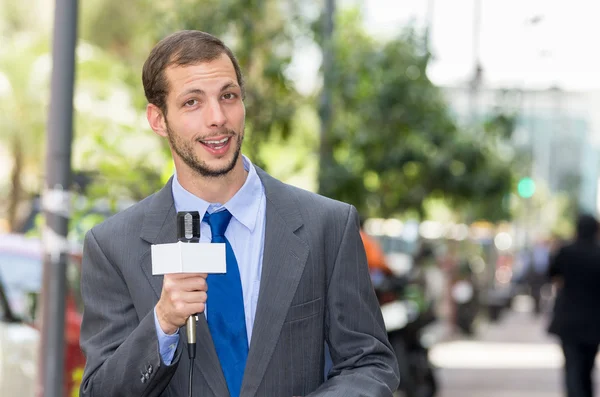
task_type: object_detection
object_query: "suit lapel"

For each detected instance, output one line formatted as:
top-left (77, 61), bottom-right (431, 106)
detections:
top-left (240, 168), bottom-right (309, 397)
top-left (139, 196), bottom-right (176, 300)
top-left (139, 178), bottom-right (229, 397)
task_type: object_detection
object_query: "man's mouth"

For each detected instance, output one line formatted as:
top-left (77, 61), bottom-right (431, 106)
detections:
top-left (199, 136), bottom-right (231, 150)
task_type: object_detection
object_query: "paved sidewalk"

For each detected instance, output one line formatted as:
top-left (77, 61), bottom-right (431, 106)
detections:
top-left (429, 296), bottom-right (598, 397)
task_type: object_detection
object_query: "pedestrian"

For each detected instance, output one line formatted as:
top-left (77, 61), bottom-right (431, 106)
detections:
top-left (548, 214), bottom-right (600, 397)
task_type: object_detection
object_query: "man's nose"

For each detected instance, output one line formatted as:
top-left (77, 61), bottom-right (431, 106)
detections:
top-left (206, 100), bottom-right (227, 128)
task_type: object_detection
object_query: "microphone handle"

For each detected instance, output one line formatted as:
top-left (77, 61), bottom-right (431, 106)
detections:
top-left (186, 315), bottom-right (197, 359)
top-left (186, 314), bottom-right (196, 397)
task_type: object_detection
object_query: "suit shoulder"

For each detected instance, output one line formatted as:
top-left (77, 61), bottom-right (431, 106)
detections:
top-left (282, 182), bottom-right (352, 213)
top-left (274, 182), bottom-right (356, 232)
top-left (257, 165), bottom-right (352, 214)
top-left (86, 193), bottom-right (156, 240)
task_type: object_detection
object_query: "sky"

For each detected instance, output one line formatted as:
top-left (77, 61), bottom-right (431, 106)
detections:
top-left (364, 0), bottom-right (600, 91)
top-left (290, 0), bottom-right (600, 94)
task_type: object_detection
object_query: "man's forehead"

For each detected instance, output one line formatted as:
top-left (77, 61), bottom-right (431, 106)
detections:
top-left (165, 58), bottom-right (236, 88)
top-left (166, 53), bottom-right (234, 74)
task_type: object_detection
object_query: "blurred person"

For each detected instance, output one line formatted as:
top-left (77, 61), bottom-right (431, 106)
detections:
top-left (359, 217), bottom-right (393, 277)
top-left (410, 242), bottom-right (443, 326)
top-left (78, 30), bottom-right (398, 397)
top-left (528, 238), bottom-right (552, 315)
top-left (413, 243), bottom-right (442, 301)
top-left (450, 258), bottom-right (480, 335)
top-left (548, 214), bottom-right (600, 397)
top-left (439, 240), bottom-right (460, 333)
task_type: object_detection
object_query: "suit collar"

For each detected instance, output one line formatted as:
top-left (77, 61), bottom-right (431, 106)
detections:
top-left (139, 166), bottom-right (305, 244)
top-left (170, 156), bottom-right (264, 233)
top-left (254, 166), bottom-right (303, 232)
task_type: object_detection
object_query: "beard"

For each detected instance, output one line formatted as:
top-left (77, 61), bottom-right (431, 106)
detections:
top-left (166, 122), bottom-right (244, 178)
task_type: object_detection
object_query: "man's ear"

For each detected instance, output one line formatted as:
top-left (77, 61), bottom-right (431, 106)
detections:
top-left (147, 104), bottom-right (168, 138)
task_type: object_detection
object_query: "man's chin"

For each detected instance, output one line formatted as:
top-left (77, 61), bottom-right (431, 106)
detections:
top-left (191, 157), bottom-right (239, 178)
top-left (197, 167), bottom-right (233, 178)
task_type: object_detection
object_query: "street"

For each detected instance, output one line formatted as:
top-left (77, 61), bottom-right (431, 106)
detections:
top-left (429, 296), bottom-right (599, 397)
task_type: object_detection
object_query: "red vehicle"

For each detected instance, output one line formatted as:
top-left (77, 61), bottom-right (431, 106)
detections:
top-left (0, 233), bottom-right (85, 397)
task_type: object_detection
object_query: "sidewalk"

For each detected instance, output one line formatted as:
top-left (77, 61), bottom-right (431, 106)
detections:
top-left (429, 296), bottom-right (592, 397)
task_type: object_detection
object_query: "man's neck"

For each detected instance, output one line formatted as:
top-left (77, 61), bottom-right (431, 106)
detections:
top-left (176, 159), bottom-right (248, 204)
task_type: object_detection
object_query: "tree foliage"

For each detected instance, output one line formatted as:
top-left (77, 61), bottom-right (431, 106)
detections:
top-left (0, 32), bottom-right (50, 230)
top-left (0, 0), bottom-right (518, 234)
top-left (317, 9), bottom-right (514, 221)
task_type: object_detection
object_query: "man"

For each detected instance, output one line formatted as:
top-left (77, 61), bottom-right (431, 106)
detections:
top-left (548, 214), bottom-right (600, 397)
top-left (79, 30), bottom-right (399, 397)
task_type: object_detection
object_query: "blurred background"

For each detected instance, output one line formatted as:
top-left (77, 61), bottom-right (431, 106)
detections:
top-left (0, 0), bottom-right (597, 396)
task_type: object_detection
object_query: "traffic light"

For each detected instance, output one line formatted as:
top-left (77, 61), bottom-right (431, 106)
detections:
top-left (517, 177), bottom-right (535, 198)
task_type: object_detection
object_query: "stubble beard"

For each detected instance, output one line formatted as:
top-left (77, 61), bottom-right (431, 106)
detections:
top-left (166, 123), bottom-right (244, 179)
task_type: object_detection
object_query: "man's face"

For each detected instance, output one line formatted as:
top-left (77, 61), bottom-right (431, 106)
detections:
top-left (161, 53), bottom-right (245, 178)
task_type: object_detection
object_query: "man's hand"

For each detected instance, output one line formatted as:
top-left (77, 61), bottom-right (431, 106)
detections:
top-left (156, 273), bottom-right (208, 335)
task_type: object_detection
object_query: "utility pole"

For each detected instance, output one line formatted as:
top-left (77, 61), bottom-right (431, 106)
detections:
top-left (318, 0), bottom-right (335, 197)
top-left (469, 0), bottom-right (483, 127)
top-left (425, 0), bottom-right (435, 52)
top-left (40, 1), bottom-right (78, 396)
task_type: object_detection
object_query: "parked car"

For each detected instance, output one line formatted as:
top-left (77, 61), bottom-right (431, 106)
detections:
top-left (0, 233), bottom-right (85, 397)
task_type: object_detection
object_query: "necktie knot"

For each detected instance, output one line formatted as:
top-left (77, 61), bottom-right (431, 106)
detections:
top-left (203, 209), bottom-right (233, 239)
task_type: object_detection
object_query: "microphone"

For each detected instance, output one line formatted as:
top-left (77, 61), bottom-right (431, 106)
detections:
top-left (150, 210), bottom-right (226, 397)
top-left (176, 211), bottom-right (201, 359)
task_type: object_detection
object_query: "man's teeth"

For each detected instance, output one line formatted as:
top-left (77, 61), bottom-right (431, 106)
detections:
top-left (202, 137), bottom-right (229, 144)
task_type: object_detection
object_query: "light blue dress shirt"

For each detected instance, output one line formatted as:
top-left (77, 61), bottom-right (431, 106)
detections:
top-left (154, 155), bottom-right (266, 365)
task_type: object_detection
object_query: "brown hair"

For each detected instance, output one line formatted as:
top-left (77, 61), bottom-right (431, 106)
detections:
top-left (142, 30), bottom-right (245, 115)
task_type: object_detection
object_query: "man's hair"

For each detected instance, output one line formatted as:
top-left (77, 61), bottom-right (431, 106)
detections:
top-left (142, 30), bottom-right (245, 116)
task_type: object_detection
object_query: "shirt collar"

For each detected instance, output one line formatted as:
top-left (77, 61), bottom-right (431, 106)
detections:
top-left (171, 155), bottom-right (264, 232)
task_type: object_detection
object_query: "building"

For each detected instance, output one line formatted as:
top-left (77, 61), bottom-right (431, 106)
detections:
top-left (442, 85), bottom-right (600, 217)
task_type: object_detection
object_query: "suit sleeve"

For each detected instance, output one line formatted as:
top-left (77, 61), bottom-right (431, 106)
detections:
top-left (309, 205), bottom-right (400, 396)
top-left (79, 228), bottom-right (182, 397)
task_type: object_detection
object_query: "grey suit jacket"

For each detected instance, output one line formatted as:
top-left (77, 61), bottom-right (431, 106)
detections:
top-left (79, 167), bottom-right (399, 397)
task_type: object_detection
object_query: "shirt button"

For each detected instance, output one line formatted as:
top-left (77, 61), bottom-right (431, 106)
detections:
top-left (140, 375), bottom-right (147, 384)
top-left (148, 364), bottom-right (153, 374)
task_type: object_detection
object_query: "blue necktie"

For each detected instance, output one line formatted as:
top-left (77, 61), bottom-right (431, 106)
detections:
top-left (204, 210), bottom-right (248, 397)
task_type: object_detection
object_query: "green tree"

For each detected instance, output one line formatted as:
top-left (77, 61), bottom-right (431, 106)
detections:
top-left (0, 1), bottom-right (54, 231)
top-left (72, 42), bottom-right (169, 203)
top-left (0, 35), bottom-right (50, 231)
top-left (317, 9), bottom-right (514, 221)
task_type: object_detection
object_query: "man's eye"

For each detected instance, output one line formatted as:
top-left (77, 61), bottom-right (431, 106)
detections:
top-left (222, 93), bottom-right (237, 100)
top-left (184, 99), bottom-right (198, 107)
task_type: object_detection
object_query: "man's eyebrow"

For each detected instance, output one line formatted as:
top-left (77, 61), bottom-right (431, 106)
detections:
top-left (178, 88), bottom-right (204, 100)
top-left (177, 83), bottom-right (239, 100)
top-left (221, 82), bottom-right (240, 91)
